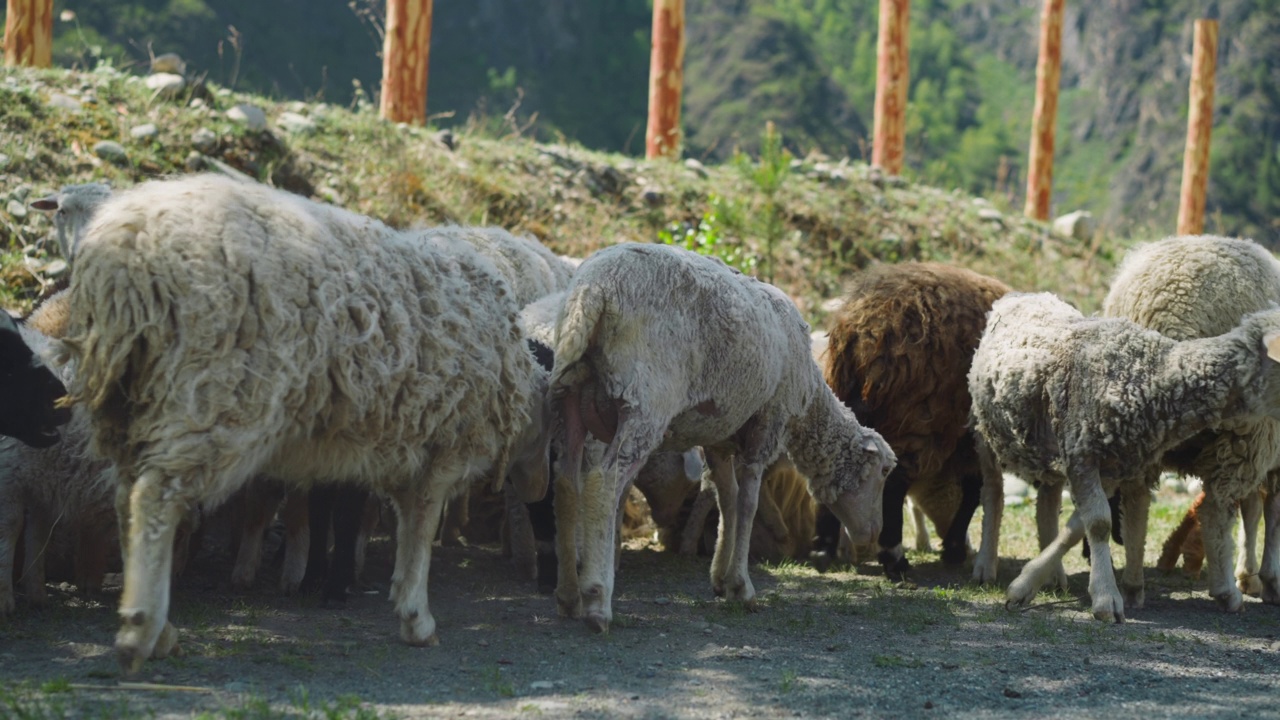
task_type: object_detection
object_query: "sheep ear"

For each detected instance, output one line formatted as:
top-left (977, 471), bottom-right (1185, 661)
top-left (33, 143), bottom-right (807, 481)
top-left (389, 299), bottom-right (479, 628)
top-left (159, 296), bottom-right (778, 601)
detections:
top-left (864, 440), bottom-right (879, 453)
top-left (30, 197), bottom-right (58, 212)
top-left (1266, 331), bottom-right (1280, 363)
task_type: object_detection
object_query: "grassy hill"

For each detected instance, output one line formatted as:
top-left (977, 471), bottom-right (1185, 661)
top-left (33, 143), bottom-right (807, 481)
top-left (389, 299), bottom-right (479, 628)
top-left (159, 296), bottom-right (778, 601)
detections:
top-left (0, 65), bottom-right (1124, 319)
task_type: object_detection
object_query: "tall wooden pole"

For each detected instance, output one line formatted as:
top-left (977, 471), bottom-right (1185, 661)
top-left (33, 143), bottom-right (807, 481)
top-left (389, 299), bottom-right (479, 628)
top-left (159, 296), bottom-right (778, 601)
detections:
top-left (380, 0), bottom-right (433, 125)
top-left (871, 0), bottom-right (909, 175)
top-left (1024, 0), bottom-right (1065, 221)
top-left (1176, 19), bottom-right (1218, 236)
top-left (646, 0), bottom-right (685, 159)
top-left (3, 0), bottom-right (53, 67)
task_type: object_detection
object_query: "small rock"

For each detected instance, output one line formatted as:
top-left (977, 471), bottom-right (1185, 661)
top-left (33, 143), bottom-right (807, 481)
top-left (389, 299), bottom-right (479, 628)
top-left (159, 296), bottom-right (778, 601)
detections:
top-left (130, 123), bottom-right (159, 140)
top-left (653, 597), bottom-right (671, 606)
top-left (684, 158), bottom-right (708, 178)
top-left (43, 260), bottom-right (69, 279)
top-left (972, 197), bottom-right (992, 207)
top-left (529, 681), bottom-right (555, 691)
top-left (277, 111), bottom-right (316, 135)
top-left (1052, 210), bottom-right (1097, 242)
top-left (191, 128), bottom-right (217, 153)
top-left (924, 701), bottom-right (934, 710)
top-left (977, 208), bottom-right (1004, 223)
top-left (641, 188), bottom-right (665, 207)
top-left (227, 104), bottom-right (268, 132)
top-left (1003, 474), bottom-right (1030, 500)
top-left (630, 694), bottom-right (640, 701)
top-left (184, 151), bottom-right (205, 172)
top-left (11, 185), bottom-right (31, 201)
top-left (92, 140), bottom-right (129, 166)
top-left (1003, 688), bottom-right (1023, 699)
top-left (434, 130), bottom-right (456, 150)
top-left (189, 97), bottom-right (206, 109)
top-left (150, 53), bottom-right (186, 75)
top-left (47, 93), bottom-right (82, 113)
top-left (6, 200), bottom-right (28, 219)
top-left (145, 73), bottom-right (186, 98)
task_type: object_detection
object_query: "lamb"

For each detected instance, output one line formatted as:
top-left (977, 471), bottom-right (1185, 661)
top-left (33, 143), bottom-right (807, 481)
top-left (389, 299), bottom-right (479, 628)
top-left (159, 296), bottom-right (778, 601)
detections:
top-left (1103, 234), bottom-right (1280, 610)
top-left (549, 242), bottom-right (895, 632)
top-left (822, 262), bottom-right (1009, 580)
top-left (0, 291), bottom-right (116, 614)
top-left (969, 291), bottom-right (1280, 622)
top-left (61, 173), bottom-right (543, 673)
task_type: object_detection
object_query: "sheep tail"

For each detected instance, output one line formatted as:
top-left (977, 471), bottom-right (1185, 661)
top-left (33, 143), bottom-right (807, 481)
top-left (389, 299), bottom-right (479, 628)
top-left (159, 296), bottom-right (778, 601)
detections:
top-left (549, 282), bottom-right (605, 394)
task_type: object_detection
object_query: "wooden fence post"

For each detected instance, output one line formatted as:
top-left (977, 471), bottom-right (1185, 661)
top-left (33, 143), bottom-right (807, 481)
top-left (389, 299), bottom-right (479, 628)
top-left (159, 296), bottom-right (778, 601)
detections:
top-left (380, 0), bottom-right (433, 125)
top-left (3, 0), bottom-right (53, 68)
top-left (646, 0), bottom-right (685, 159)
top-left (871, 0), bottom-right (909, 175)
top-left (1024, 0), bottom-right (1065, 221)
top-left (1176, 19), bottom-right (1218, 236)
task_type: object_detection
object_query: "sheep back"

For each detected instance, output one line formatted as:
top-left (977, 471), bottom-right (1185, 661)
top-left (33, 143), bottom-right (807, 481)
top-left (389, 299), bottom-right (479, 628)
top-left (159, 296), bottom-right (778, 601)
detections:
top-left (65, 174), bottom-right (534, 504)
top-left (824, 262), bottom-right (1009, 480)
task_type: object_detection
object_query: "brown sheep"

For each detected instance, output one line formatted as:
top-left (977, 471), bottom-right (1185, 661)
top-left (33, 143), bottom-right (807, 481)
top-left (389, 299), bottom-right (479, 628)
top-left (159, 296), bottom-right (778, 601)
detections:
top-left (823, 262), bottom-right (1010, 579)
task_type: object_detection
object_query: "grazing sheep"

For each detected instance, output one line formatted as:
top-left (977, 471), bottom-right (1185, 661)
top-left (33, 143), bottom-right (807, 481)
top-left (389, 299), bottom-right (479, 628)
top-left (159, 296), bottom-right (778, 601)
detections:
top-left (549, 243), bottom-right (895, 632)
top-left (30, 182), bottom-right (112, 262)
top-left (823, 262), bottom-right (1009, 580)
top-left (1103, 234), bottom-right (1280, 610)
top-left (969, 291), bottom-right (1280, 622)
top-left (62, 174), bottom-right (542, 673)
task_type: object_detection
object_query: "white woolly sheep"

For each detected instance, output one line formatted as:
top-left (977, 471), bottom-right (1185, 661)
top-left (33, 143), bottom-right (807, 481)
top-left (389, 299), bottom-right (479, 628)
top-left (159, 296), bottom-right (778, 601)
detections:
top-left (63, 173), bottom-right (542, 673)
top-left (1103, 234), bottom-right (1280, 610)
top-left (969, 291), bottom-right (1280, 622)
top-left (549, 243), bottom-right (895, 632)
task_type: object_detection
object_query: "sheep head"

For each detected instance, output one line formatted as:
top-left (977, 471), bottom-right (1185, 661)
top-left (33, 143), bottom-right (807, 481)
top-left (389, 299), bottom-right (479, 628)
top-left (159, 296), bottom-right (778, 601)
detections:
top-left (30, 182), bottom-right (113, 263)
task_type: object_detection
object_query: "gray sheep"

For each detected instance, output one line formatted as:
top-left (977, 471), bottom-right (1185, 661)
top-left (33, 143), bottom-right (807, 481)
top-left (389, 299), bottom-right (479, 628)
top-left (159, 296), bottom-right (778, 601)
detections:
top-left (1104, 234), bottom-right (1280, 610)
top-left (970, 291), bottom-right (1280, 622)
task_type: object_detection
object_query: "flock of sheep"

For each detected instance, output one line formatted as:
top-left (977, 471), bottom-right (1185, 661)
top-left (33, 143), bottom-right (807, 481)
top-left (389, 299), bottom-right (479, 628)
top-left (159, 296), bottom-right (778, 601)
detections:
top-left (2, 171), bottom-right (1278, 677)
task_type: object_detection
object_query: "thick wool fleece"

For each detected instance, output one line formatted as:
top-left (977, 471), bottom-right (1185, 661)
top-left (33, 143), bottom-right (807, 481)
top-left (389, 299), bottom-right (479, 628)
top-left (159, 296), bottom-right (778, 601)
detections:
top-left (1104, 234), bottom-right (1280, 607)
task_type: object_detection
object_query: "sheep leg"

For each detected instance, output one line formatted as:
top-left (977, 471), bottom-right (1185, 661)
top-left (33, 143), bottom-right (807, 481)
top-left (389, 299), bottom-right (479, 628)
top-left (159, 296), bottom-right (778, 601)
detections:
top-left (680, 487), bottom-right (717, 555)
top-left (230, 481), bottom-right (283, 591)
top-left (720, 458), bottom-right (764, 605)
top-left (440, 489), bottom-right (469, 547)
top-left (1200, 489), bottom-right (1244, 612)
top-left (323, 485), bottom-right (367, 604)
top-left (0, 479), bottom-right (24, 615)
top-left (705, 450), bottom-right (739, 596)
top-left (278, 491), bottom-right (309, 595)
top-left (1035, 482), bottom-right (1069, 591)
top-left (1118, 481), bottom-right (1151, 609)
top-left (910, 499), bottom-right (931, 553)
top-left (505, 483), bottom-right (538, 580)
top-left (20, 506), bottom-right (51, 607)
top-left (300, 486), bottom-right (333, 594)
top-left (941, 471), bottom-right (982, 565)
top-left (354, 492), bottom-right (381, 583)
top-left (755, 482), bottom-right (792, 558)
top-left (971, 438), bottom-right (1003, 585)
top-left (1236, 490), bottom-right (1263, 596)
top-left (579, 418), bottom-right (658, 634)
top-left (1258, 488), bottom-right (1280, 604)
top-left (877, 466), bottom-right (912, 580)
top-left (116, 470), bottom-right (185, 676)
top-left (554, 388), bottom-right (588, 618)
top-left (387, 477), bottom-right (451, 647)
top-left (74, 519), bottom-right (111, 595)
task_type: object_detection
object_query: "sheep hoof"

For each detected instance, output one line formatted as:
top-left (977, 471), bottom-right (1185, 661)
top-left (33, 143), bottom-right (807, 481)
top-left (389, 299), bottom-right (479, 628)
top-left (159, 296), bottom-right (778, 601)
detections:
top-left (940, 543), bottom-right (968, 565)
top-left (116, 643), bottom-right (148, 677)
top-left (1237, 572), bottom-right (1264, 597)
top-left (1214, 589), bottom-right (1244, 613)
top-left (1260, 577), bottom-right (1280, 605)
top-left (400, 611), bottom-right (438, 646)
top-left (584, 613), bottom-right (610, 635)
top-left (152, 621), bottom-right (181, 659)
top-left (1121, 584), bottom-right (1145, 609)
top-left (971, 562), bottom-right (999, 586)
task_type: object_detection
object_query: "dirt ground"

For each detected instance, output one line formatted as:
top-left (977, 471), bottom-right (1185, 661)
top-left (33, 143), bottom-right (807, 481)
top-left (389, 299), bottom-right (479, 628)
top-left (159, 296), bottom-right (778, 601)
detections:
top-left (2, 498), bottom-right (1279, 720)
